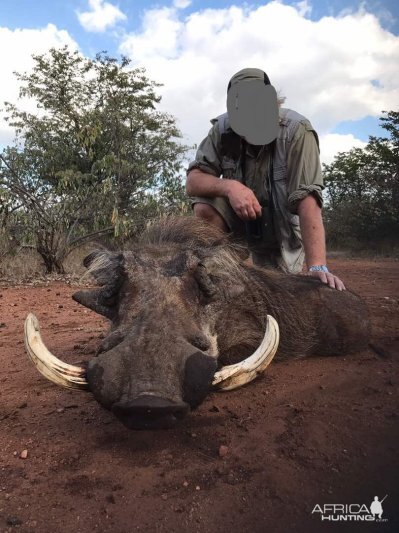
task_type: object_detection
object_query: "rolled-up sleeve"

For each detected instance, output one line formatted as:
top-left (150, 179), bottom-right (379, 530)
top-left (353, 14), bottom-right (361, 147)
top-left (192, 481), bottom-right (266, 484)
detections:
top-left (286, 123), bottom-right (324, 214)
top-left (186, 123), bottom-right (223, 177)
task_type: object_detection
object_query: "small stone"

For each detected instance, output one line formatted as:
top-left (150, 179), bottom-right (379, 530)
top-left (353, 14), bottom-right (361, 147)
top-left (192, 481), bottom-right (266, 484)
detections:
top-left (7, 516), bottom-right (22, 526)
top-left (20, 449), bottom-right (28, 459)
top-left (58, 304), bottom-right (63, 309)
top-left (218, 445), bottom-right (229, 458)
top-left (13, 451), bottom-right (17, 456)
top-left (191, 433), bottom-right (197, 438)
top-left (56, 407), bottom-right (65, 413)
top-left (183, 481), bottom-right (189, 487)
top-left (195, 485), bottom-right (201, 491)
top-left (106, 494), bottom-right (116, 504)
top-left (161, 494), bottom-right (168, 500)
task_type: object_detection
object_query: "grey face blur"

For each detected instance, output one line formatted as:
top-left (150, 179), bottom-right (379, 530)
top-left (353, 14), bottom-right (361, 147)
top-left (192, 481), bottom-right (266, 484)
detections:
top-left (227, 80), bottom-right (278, 145)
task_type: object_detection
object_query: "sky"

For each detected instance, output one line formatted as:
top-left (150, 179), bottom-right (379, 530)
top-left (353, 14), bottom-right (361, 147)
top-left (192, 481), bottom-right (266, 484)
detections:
top-left (0, 0), bottom-right (398, 164)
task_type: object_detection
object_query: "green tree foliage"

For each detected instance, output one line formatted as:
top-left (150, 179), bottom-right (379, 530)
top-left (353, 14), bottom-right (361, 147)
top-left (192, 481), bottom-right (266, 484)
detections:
top-left (323, 111), bottom-right (399, 250)
top-left (0, 47), bottom-right (189, 272)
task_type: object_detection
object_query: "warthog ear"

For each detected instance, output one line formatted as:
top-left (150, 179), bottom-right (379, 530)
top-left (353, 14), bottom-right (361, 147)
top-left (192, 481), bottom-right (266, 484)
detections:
top-left (194, 247), bottom-right (245, 301)
top-left (72, 250), bottom-right (125, 319)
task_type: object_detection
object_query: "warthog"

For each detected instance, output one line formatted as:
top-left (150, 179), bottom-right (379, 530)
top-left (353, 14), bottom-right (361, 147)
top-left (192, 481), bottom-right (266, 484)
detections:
top-left (25, 217), bottom-right (369, 429)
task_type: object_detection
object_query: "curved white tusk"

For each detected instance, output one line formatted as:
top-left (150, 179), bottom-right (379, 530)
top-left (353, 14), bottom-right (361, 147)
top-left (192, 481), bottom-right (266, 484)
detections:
top-left (212, 315), bottom-right (279, 391)
top-left (24, 313), bottom-right (89, 391)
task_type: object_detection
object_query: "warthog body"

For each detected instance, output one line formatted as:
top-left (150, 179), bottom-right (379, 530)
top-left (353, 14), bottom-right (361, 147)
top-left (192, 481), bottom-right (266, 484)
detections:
top-left (67, 217), bottom-right (369, 428)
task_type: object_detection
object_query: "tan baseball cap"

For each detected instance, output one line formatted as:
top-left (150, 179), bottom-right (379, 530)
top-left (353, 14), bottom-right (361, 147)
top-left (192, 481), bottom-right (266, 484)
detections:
top-left (227, 68), bottom-right (278, 145)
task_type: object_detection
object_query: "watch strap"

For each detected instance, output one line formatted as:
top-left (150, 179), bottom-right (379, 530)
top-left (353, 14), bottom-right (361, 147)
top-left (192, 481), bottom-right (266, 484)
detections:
top-left (308, 265), bottom-right (329, 273)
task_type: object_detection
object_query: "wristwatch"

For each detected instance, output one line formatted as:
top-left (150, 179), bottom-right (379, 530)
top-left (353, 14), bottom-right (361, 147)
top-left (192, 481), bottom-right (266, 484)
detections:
top-left (308, 265), bottom-right (329, 273)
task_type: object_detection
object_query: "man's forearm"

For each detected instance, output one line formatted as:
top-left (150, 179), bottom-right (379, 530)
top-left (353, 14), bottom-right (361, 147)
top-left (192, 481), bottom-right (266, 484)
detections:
top-left (186, 169), bottom-right (232, 198)
top-left (297, 195), bottom-right (326, 268)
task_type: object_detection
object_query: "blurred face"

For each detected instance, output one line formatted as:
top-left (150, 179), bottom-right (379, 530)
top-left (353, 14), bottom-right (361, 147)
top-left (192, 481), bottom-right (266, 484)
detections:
top-left (227, 79), bottom-right (278, 145)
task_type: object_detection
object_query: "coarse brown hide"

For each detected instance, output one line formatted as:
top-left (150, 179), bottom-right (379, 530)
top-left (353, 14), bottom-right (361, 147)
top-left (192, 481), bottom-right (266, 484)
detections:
top-left (28, 217), bottom-right (370, 430)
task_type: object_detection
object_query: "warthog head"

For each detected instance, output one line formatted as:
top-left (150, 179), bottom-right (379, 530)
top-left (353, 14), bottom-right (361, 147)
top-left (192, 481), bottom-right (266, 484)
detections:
top-left (25, 218), bottom-right (281, 429)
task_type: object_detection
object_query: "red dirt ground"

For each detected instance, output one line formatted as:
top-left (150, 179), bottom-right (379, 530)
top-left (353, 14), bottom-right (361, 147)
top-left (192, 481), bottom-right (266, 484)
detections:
top-left (0, 258), bottom-right (398, 533)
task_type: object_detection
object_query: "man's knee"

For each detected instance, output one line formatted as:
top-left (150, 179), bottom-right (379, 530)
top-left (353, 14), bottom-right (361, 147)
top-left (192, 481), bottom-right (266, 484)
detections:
top-left (193, 203), bottom-right (228, 231)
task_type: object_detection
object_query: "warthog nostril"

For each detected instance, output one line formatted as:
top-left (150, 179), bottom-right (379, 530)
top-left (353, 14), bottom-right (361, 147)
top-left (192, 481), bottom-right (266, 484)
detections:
top-left (112, 395), bottom-right (190, 429)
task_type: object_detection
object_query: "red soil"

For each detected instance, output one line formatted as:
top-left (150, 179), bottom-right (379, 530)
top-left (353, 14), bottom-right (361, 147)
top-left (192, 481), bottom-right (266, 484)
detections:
top-left (0, 258), bottom-right (398, 533)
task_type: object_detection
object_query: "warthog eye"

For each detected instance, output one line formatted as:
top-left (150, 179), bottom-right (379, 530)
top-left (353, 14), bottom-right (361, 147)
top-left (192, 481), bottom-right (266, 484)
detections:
top-left (194, 262), bottom-right (217, 300)
top-left (96, 330), bottom-right (125, 354)
top-left (189, 333), bottom-right (211, 352)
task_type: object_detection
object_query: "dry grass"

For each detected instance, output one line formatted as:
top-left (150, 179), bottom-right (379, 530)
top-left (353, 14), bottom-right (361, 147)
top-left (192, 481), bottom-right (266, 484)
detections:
top-left (1, 236), bottom-right (398, 284)
top-left (0, 243), bottom-right (95, 283)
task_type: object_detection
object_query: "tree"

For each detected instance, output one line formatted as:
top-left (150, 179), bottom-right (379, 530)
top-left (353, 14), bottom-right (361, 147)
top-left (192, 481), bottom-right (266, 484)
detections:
top-left (323, 110), bottom-right (399, 249)
top-left (0, 47), bottom-right (189, 272)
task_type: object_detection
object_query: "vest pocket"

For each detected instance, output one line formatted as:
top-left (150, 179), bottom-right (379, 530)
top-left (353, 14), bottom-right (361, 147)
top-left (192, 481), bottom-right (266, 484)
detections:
top-left (271, 165), bottom-right (302, 249)
top-left (271, 165), bottom-right (288, 209)
top-left (272, 165), bottom-right (286, 181)
top-left (221, 156), bottom-right (237, 180)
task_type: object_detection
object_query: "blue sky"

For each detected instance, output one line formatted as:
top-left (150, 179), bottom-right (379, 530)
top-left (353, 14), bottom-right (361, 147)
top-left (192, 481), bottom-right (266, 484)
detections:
top-left (0, 0), bottom-right (398, 162)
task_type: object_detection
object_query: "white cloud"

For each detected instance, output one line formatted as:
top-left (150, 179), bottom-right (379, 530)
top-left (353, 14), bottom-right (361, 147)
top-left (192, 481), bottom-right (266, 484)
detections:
top-left (319, 133), bottom-right (367, 165)
top-left (295, 0), bottom-right (312, 18)
top-left (0, 24), bottom-right (78, 147)
top-left (77, 0), bottom-right (126, 33)
top-left (173, 0), bottom-right (192, 9)
top-left (118, 1), bottom-right (399, 163)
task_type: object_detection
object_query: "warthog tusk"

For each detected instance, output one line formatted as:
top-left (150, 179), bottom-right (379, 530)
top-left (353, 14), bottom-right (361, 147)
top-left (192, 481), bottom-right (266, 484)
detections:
top-left (212, 315), bottom-right (279, 391)
top-left (24, 313), bottom-right (89, 391)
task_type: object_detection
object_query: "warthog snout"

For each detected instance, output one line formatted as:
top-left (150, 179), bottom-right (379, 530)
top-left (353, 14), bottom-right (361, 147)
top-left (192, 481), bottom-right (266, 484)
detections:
top-left (112, 395), bottom-right (190, 429)
top-left (85, 346), bottom-right (217, 429)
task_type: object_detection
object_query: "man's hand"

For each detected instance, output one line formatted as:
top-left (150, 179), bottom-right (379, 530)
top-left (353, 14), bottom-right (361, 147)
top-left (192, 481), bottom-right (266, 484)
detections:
top-left (308, 270), bottom-right (346, 291)
top-left (186, 171), bottom-right (261, 221)
top-left (227, 180), bottom-right (262, 220)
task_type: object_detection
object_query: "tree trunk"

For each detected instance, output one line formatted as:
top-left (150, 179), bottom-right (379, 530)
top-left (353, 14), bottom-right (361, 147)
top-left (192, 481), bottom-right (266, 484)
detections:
top-left (37, 249), bottom-right (65, 274)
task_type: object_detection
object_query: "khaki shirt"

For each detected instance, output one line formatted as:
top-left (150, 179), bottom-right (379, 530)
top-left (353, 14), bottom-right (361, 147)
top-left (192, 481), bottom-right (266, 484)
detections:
top-left (187, 109), bottom-right (324, 214)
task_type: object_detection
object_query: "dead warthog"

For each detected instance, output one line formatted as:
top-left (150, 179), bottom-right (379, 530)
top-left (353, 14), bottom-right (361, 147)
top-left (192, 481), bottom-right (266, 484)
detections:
top-left (25, 217), bottom-right (369, 429)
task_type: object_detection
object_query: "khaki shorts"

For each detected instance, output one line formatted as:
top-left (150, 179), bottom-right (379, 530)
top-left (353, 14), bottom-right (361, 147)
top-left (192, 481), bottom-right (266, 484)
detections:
top-left (191, 196), bottom-right (281, 269)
